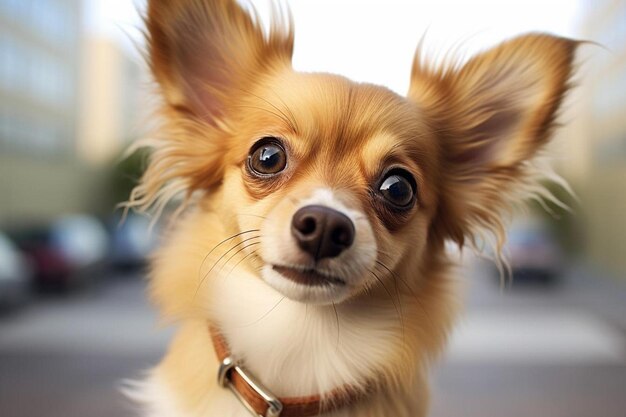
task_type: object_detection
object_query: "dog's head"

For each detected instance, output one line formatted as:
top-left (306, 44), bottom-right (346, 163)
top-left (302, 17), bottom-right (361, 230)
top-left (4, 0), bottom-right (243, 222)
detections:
top-left (138, 0), bottom-right (577, 306)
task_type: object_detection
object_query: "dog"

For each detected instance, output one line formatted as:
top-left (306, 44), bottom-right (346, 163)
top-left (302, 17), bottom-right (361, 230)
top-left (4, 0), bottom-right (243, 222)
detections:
top-left (125, 1), bottom-right (579, 416)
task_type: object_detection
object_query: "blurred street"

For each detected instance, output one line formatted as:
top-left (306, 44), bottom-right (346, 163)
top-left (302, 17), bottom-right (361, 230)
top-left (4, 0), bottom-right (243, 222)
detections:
top-left (1, 263), bottom-right (625, 417)
top-left (0, 275), bottom-right (172, 417)
top-left (432, 260), bottom-right (626, 417)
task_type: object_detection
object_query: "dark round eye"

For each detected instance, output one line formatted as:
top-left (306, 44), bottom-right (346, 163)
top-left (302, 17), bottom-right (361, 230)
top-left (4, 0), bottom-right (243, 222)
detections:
top-left (379, 170), bottom-right (416, 209)
top-left (248, 138), bottom-right (287, 176)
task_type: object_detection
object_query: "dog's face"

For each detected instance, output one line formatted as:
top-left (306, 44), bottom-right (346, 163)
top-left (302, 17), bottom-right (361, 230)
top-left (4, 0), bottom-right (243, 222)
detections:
top-left (216, 73), bottom-right (438, 304)
top-left (140, 1), bottom-right (577, 306)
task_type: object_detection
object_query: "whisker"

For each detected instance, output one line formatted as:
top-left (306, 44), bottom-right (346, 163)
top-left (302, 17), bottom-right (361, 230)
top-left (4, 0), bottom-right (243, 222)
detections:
top-left (387, 266), bottom-right (404, 337)
top-left (225, 248), bottom-right (260, 280)
top-left (217, 242), bottom-right (261, 275)
top-left (369, 268), bottom-right (405, 339)
top-left (375, 249), bottom-right (394, 261)
top-left (199, 229), bottom-right (260, 276)
top-left (204, 236), bottom-right (260, 277)
top-left (236, 213), bottom-right (267, 220)
top-left (375, 260), bottom-right (415, 297)
top-left (331, 302), bottom-right (340, 349)
top-left (238, 296), bottom-right (286, 327)
top-left (375, 260), bottom-right (433, 324)
top-left (195, 236), bottom-right (261, 297)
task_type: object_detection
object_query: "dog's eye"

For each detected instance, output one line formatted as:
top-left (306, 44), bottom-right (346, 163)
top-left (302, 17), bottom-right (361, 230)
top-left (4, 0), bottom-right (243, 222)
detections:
top-left (248, 138), bottom-right (287, 176)
top-left (378, 170), bottom-right (416, 209)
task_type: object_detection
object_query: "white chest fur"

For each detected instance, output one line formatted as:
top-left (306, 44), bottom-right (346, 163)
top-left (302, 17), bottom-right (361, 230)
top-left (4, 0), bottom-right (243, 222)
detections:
top-left (209, 268), bottom-right (406, 398)
top-left (129, 265), bottom-right (428, 417)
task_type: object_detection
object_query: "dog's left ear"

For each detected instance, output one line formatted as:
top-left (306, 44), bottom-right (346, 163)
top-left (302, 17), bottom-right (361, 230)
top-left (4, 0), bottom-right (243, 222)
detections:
top-left (409, 34), bottom-right (579, 246)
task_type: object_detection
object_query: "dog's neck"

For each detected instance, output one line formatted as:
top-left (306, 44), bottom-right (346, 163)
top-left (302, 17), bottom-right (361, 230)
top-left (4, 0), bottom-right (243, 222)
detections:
top-left (208, 250), bottom-right (457, 401)
top-left (210, 267), bottom-right (406, 397)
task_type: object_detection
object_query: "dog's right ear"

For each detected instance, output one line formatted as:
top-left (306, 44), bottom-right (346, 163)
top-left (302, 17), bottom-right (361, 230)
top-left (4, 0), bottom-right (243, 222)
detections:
top-left (146, 0), bottom-right (293, 125)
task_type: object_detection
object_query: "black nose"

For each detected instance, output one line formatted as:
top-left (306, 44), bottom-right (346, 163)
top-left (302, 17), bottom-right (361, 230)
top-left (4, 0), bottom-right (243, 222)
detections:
top-left (291, 205), bottom-right (355, 261)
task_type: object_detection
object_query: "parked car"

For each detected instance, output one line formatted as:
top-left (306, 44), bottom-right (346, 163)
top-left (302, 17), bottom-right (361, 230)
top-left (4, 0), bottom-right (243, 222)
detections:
top-left (501, 217), bottom-right (563, 285)
top-left (11, 215), bottom-right (109, 291)
top-left (0, 232), bottom-right (31, 309)
top-left (108, 212), bottom-right (160, 270)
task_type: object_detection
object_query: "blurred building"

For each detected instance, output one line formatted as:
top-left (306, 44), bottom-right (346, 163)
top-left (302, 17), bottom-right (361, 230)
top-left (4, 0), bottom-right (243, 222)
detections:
top-left (0, 0), bottom-right (146, 226)
top-left (567, 0), bottom-right (626, 276)
top-left (77, 36), bottom-right (146, 166)
top-left (0, 0), bottom-right (87, 224)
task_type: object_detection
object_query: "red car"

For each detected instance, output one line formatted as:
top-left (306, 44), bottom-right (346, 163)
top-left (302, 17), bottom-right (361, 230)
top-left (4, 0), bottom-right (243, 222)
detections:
top-left (10, 215), bottom-right (109, 291)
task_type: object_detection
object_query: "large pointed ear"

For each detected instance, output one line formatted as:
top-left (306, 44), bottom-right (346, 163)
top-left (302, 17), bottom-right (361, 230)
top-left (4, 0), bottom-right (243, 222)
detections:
top-left (146, 0), bottom-right (294, 123)
top-left (409, 34), bottom-right (579, 247)
top-left (126, 1), bottom-right (293, 216)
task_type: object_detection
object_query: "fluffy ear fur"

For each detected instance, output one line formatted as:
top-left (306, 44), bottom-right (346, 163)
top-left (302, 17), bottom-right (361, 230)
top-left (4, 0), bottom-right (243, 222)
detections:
top-left (127, 0), bottom-right (293, 215)
top-left (409, 34), bottom-right (579, 248)
top-left (147, 0), bottom-right (293, 122)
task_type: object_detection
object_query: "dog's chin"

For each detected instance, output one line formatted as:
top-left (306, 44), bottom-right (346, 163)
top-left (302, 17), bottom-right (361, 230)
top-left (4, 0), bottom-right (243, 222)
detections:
top-left (260, 264), bottom-right (353, 305)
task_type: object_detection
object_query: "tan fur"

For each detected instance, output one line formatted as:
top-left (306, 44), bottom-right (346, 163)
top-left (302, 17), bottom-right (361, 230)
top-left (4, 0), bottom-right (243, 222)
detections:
top-left (126, 1), bottom-right (579, 416)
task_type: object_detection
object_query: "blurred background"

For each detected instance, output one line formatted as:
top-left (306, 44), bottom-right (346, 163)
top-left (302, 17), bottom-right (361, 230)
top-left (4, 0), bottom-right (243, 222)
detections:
top-left (0, 1), bottom-right (624, 416)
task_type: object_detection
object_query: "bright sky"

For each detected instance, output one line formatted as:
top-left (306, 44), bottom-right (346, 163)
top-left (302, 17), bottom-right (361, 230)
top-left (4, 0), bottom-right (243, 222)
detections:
top-left (85, 0), bottom-right (583, 94)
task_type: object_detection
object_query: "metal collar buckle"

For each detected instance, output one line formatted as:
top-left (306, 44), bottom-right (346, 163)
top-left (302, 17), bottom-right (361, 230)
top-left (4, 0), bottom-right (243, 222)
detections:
top-left (218, 356), bottom-right (284, 417)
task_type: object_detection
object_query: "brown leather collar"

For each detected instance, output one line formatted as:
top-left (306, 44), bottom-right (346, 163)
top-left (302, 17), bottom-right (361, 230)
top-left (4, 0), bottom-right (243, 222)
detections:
top-left (210, 325), bottom-right (372, 417)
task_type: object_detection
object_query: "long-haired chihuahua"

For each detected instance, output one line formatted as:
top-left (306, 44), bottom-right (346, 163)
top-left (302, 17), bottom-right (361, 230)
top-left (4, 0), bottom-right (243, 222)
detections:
top-left (125, 1), bottom-right (579, 416)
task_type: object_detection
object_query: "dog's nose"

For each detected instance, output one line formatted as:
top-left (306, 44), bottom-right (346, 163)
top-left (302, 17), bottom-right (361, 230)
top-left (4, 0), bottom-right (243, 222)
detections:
top-left (291, 205), bottom-right (355, 260)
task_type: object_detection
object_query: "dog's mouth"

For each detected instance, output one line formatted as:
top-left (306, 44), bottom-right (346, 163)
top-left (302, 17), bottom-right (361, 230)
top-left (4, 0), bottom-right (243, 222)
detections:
top-left (261, 262), bottom-right (358, 304)
top-left (272, 265), bottom-right (346, 287)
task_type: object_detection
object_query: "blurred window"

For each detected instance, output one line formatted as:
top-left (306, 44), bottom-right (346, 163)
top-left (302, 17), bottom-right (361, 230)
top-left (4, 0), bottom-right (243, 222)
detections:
top-left (0, 103), bottom-right (65, 154)
top-left (0, 0), bottom-right (24, 20)
top-left (0, 34), bottom-right (22, 93)
top-left (28, 51), bottom-right (70, 108)
top-left (0, 0), bottom-right (74, 47)
top-left (0, 7), bottom-right (75, 154)
top-left (33, 0), bottom-right (73, 45)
